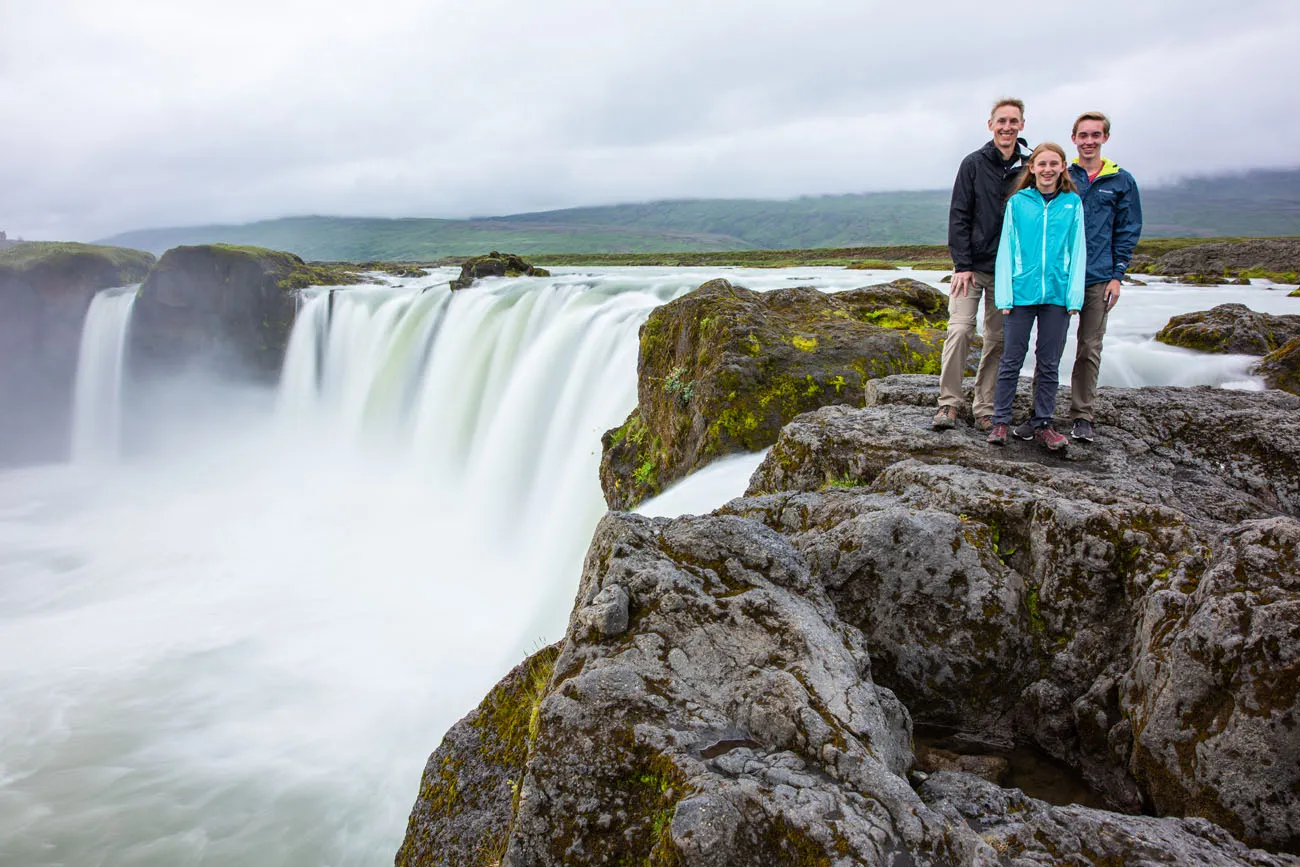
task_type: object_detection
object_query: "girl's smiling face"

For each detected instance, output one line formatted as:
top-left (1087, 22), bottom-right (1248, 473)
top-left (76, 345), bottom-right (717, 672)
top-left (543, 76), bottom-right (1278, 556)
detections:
top-left (1032, 150), bottom-right (1064, 193)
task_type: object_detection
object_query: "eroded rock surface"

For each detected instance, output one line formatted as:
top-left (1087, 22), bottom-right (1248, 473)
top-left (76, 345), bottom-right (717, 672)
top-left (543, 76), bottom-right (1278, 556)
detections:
top-left (1137, 239), bottom-right (1300, 279)
top-left (400, 377), bottom-right (1300, 863)
top-left (600, 278), bottom-right (956, 510)
top-left (1255, 336), bottom-right (1300, 395)
top-left (921, 773), bottom-right (1296, 866)
top-left (397, 646), bottom-right (559, 867)
top-left (1155, 303), bottom-right (1300, 355)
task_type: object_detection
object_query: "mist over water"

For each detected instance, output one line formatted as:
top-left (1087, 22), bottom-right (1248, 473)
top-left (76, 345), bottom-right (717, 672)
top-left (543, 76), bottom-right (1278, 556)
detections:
top-left (0, 266), bottom-right (1292, 865)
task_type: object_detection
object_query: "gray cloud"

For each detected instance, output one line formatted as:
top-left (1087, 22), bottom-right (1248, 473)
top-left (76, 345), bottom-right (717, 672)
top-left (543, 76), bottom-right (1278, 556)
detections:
top-left (2, 0), bottom-right (1297, 240)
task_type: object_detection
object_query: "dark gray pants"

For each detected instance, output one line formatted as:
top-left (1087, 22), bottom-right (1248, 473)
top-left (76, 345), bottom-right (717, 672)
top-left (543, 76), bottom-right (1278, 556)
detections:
top-left (993, 305), bottom-right (1071, 426)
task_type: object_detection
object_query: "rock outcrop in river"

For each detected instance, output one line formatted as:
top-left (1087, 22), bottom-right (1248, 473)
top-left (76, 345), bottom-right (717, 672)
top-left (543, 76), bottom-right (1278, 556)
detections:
top-left (1256, 337), bottom-right (1300, 395)
top-left (599, 278), bottom-right (956, 510)
top-left (399, 375), bottom-right (1300, 865)
top-left (0, 241), bottom-right (154, 464)
top-left (129, 244), bottom-right (362, 381)
top-left (1154, 303), bottom-right (1300, 355)
top-left (450, 252), bottom-right (550, 290)
top-left (1129, 239), bottom-right (1300, 283)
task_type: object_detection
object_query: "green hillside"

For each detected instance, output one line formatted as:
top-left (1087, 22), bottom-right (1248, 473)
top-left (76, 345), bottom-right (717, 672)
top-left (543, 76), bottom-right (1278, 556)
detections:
top-left (97, 168), bottom-right (1300, 260)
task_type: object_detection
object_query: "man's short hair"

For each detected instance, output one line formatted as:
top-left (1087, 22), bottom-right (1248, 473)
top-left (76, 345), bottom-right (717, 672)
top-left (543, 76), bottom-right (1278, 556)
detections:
top-left (1073, 111), bottom-right (1111, 136)
top-left (990, 98), bottom-right (1025, 119)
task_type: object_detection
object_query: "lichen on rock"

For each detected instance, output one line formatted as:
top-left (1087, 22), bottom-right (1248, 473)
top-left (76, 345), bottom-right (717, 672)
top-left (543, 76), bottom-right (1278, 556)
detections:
top-left (1155, 303), bottom-right (1300, 355)
top-left (1255, 336), bottom-right (1300, 395)
top-left (399, 375), bottom-right (1300, 864)
top-left (599, 278), bottom-right (955, 510)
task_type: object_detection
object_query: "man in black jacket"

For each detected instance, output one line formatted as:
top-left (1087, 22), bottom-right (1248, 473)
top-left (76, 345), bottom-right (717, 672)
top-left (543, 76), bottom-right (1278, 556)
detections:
top-left (933, 98), bottom-right (1031, 431)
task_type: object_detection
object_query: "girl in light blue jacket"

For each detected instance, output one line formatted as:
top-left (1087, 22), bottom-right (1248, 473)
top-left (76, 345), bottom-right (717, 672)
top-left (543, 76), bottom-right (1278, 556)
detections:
top-left (987, 142), bottom-right (1087, 451)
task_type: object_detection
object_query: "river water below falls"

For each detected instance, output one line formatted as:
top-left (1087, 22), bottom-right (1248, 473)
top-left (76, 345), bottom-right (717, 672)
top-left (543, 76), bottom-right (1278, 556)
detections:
top-left (0, 267), bottom-right (1293, 865)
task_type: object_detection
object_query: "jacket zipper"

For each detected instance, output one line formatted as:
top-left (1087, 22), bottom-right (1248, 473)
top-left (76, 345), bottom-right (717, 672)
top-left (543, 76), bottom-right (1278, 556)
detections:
top-left (1040, 195), bottom-right (1049, 305)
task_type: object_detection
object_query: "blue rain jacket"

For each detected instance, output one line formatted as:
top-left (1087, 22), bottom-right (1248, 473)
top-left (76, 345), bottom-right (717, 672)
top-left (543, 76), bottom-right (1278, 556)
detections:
top-left (1068, 158), bottom-right (1143, 286)
top-left (994, 187), bottom-right (1087, 312)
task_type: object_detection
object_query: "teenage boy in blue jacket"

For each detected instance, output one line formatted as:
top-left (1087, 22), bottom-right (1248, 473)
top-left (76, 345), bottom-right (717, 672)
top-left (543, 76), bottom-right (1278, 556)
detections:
top-left (1062, 111), bottom-right (1142, 442)
top-left (932, 98), bottom-right (1031, 432)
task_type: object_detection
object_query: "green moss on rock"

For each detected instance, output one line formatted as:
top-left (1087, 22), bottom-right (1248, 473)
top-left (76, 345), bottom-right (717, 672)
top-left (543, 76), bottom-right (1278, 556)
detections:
top-left (1254, 336), bottom-right (1300, 395)
top-left (598, 278), bottom-right (951, 510)
top-left (130, 243), bottom-right (364, 381)
top-left (450, 251), bottom-right (549, 289)
top-left (396, 645), bottom-right (560, 867)
top-left (1154, 303), bottom-right (1300, 356)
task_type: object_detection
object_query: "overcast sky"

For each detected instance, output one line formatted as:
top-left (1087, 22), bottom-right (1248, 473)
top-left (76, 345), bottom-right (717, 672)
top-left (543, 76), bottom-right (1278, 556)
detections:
top-left (2, 0), bottom-right (1298, 241)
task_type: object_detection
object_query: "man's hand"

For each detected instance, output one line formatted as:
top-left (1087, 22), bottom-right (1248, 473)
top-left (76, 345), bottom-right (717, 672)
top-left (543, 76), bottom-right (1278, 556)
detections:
top-left (950, 271), bottom-right (975, 297)
top-left (1104, 279), bottom-right (1122, 311)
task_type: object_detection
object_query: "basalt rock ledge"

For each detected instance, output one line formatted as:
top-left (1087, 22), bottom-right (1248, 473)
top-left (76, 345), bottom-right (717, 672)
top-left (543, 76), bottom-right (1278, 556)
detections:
top-left (399, 375), bottom-right (1300, 865)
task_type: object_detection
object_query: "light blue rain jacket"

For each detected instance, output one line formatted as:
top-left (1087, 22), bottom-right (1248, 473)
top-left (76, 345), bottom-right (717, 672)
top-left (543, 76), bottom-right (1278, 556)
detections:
top-left (993, 186), bottom-right (1087, 312)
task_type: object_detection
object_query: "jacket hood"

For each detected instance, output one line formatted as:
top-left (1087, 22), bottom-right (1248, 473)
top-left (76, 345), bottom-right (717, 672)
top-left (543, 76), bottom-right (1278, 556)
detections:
top-left (1072, 157), bottom-right (1121, 178)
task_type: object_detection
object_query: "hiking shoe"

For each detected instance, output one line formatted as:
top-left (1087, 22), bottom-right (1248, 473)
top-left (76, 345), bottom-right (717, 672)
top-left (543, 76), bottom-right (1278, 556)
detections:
top-left (932, 406), bottom-right (957, 430)
top-left (987, 423), bottom-right (1009, 446)
top-left (974, 415), bottom-right (994, 432)
top-left (1012, 421), bottom-right (1036, 441)
top-left (1034, 425), bottom-right (1069, 452)
top-left (1071, 418), bottom-right (1095, 442)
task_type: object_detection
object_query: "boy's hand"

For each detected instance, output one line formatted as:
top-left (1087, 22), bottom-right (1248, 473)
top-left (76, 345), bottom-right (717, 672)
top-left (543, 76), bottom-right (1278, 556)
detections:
top-left (1104, 279), bottom-right (1122, 310)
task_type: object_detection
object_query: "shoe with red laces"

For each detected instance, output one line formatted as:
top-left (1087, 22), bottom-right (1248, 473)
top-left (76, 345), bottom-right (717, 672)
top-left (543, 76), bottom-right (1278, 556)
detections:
top-left (987, 423), bottom-right (1009, 445)
top-left (1034, 424), bottom-right (1069, 452)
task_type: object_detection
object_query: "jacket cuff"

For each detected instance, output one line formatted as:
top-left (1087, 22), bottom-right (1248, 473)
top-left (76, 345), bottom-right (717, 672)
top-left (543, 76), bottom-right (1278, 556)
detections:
top-left (1112, 261), bottom-right (1129, 280)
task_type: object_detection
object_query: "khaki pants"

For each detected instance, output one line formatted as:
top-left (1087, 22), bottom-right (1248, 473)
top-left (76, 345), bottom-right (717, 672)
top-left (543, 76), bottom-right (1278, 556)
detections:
top-left (1070, 281), bottom-right (1110, 421)
top-left (938, 270), bottom-right (1003, 418)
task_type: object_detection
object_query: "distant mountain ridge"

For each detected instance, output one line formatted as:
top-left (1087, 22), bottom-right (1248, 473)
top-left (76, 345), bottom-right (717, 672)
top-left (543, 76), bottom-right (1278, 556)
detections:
top-left (98, 168), bottom-right (1300, 260)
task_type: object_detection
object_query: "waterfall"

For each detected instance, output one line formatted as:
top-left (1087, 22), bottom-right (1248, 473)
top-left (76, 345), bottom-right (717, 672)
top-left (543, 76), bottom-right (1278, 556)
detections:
top-left (276, 273), bottom-right (687, 635)
top-left (71, 286), bottom-right (139, 463)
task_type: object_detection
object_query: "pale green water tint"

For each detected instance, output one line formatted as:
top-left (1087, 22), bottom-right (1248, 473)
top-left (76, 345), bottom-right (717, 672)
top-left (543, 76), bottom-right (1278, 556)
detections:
top-left (1, 267), bottom-right (1290, 865)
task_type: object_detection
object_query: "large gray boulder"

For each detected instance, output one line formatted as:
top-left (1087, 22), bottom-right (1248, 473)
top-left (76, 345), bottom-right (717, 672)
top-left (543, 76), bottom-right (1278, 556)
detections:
top-left (1155, 303), bottom-right (1300, 356)
top-left (399, 378), bottom-right (1300, 863)
top-left (129, 244), bottom-right (363, 382)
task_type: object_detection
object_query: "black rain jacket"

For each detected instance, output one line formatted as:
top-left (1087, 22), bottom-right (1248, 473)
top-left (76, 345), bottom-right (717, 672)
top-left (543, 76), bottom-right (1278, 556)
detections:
top-left (948, 138), bottom-right (1030, 273)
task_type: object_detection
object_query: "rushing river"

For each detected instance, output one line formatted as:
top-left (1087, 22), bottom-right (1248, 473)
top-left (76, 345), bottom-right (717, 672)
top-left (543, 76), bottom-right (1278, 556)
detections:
top-left (0, 266), bottom-right (1294, 866)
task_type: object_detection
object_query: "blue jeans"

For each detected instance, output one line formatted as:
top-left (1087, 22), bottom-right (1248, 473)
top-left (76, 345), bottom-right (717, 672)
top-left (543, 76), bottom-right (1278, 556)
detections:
top-left (993, 305), bottom-right (1071, 426)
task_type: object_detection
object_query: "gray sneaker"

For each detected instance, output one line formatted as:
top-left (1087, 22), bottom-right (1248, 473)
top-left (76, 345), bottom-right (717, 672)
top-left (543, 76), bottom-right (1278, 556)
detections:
top-left (1012, 421), bottom-right (1036, 441)
top-left (1071, 418), bottom-right (1095, 442)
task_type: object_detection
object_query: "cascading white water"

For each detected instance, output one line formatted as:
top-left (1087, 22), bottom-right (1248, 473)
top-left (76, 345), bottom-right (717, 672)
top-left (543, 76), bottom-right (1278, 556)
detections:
top-left (71, 286), bottom-right (139, 463)
top-left (0, 265), bottom-right (1295, 867)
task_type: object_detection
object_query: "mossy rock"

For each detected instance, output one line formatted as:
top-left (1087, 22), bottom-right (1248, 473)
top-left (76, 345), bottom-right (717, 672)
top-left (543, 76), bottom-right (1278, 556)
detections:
top-left (396, 645), bottom-right (560, 867)
top-left (1150, 239), bottom-right (1300, 277)
top-left (1290, 287), bottom-right (1300, 298)
top-left (1173, 274), bottom-right (1250, 286)
top-left (0, 241), bottom-right (155, 287)
top-left (0, 242), bottom-right (156, 464)
top-left (1254, 336), bottom-right (1300, 395)
top-left (1154, 303), bottom-right (1300, 356)
top-left (599, 278), bottom-right (950, 510)
top-left (450, 251), bottom-right (549, 290)
top-left (130, 244), bottom-right (365, 381)
top-left (844, 260), bottom-right (897, 270)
